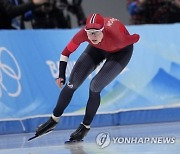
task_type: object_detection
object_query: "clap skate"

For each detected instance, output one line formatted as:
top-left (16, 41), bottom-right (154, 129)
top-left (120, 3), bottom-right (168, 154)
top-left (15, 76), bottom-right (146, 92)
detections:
top-left (28, 117), bottom-right (57, 141)
top-left (65, 123), bottom-right (90, 144)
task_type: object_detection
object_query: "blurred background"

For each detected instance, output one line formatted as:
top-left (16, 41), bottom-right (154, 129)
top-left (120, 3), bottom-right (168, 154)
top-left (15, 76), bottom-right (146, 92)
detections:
top-left (1, 0), bottom-right (179, 29)
top-left (0, 0), bottom-right (180, 153)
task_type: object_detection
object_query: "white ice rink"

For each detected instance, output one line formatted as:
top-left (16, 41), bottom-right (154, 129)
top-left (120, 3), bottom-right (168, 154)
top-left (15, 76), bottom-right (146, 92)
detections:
top-left (0, 122), bottom-right (180, 154)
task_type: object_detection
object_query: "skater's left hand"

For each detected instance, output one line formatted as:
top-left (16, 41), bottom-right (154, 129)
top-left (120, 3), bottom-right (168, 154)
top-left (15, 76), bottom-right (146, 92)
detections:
top-left (56, 78), bottom-right (65, 88)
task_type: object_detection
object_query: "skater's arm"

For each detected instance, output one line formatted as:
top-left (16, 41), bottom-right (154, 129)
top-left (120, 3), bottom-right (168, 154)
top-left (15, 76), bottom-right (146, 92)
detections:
top-left (56, 29), bottom-right (86, 88)
top-left (56, 40), bottom-right (79, 88)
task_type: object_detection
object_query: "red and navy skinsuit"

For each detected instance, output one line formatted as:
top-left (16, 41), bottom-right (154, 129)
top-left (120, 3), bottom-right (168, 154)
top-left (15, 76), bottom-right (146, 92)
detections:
top-left (53, 17), bottom-right (140, 125)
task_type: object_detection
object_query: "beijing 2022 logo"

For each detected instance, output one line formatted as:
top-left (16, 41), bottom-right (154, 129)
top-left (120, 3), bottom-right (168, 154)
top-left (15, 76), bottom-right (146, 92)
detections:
top-left (0, 47), bottom-right (21, 97)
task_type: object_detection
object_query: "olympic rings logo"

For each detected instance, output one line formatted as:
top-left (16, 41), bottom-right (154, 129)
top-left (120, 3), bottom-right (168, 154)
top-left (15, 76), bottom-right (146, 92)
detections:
top-left (0, 47), bottom-right (21, 97)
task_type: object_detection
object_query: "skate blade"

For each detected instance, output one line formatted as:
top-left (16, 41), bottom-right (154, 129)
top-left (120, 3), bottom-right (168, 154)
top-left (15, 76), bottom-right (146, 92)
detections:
top-left (28, 135), bottom-right (38, 141)
top-left (28, 129), bottom-right (53, 142)
top-left (65, 139), bottom-right (83, 144)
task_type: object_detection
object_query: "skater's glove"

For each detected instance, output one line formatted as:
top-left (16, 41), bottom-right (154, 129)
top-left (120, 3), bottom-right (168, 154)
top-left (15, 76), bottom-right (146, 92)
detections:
top-left (56, 61), bottom-right (67, 88)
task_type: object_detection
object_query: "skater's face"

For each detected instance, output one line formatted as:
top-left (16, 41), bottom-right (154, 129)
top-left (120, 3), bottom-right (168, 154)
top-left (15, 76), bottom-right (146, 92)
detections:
top-left (86, 28), bottom-right (104, 44)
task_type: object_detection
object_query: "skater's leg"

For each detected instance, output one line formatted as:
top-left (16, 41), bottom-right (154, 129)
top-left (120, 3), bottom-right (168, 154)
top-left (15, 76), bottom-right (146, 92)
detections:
top-left (53, 45), bottom-right (106, 117)
top-left (35, 45), bottom-right (106, 138)
top-left (68, 45), bottom-right (133, 142)
top-left (83, 45), bottom-right (133, 125)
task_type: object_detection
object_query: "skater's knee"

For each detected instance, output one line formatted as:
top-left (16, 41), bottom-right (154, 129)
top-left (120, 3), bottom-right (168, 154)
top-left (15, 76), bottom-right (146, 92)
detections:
top-left (90, 79), bottom-right (102, 93)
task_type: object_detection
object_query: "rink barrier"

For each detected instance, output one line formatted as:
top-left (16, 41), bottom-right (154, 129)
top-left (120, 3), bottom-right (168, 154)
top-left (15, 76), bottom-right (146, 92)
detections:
top-left (1, 107), bottom-right (180, 135)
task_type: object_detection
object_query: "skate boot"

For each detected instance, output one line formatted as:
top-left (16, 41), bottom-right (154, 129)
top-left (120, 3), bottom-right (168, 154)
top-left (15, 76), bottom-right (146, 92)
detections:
top-left (65, 123), bottom-right (90, 144)
top-left (28, 117), bottom-right (57, 141)
top-left (36, 117), bottom-right (57, 135)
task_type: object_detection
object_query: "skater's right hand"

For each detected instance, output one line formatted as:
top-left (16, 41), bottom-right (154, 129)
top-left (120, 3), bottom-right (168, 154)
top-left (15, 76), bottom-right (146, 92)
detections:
top-left (56, 78), bottom-right (65, 88)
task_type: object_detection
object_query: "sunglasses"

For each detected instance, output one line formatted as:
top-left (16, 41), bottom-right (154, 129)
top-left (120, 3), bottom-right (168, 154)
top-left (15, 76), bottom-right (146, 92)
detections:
top-left (85, 27), bottom-right (104, 35)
